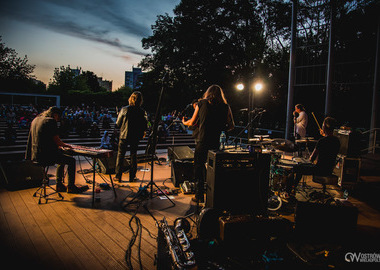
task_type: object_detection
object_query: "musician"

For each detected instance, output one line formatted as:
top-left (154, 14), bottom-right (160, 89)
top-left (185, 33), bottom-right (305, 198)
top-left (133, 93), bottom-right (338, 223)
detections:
top-left (293, 104), bottom-right (308, 138)
top-left (286, 117), bottom-right (340, 195)
top-left (26, 106), bottom-right (87, 193)
top-left (187, 99), bottom-right (200, 143)
top-left (182, 85), bottom-right (235, 203)
top-left (114, 91), bottom-right (148, 182)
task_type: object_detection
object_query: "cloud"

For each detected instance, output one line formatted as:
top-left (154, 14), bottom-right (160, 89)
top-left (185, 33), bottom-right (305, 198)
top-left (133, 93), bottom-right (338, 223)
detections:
top-left (0, 0), bottom-right (154, 56)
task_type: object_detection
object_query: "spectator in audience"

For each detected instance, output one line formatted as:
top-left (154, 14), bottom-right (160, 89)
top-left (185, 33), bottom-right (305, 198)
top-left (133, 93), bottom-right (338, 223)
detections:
top-left (100, 131), bottom-right (112, 149)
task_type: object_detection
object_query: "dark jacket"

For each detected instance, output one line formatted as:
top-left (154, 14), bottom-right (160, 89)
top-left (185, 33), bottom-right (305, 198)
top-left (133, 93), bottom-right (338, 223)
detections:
top-left (26, 115), bottom-right (59, 163)
top-left (116, 105), bottom-right (148, 141)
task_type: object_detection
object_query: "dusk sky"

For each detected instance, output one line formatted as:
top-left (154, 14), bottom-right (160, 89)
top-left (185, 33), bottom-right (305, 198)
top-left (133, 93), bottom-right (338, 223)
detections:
top-left (0, 0), bottom-right (180, 90)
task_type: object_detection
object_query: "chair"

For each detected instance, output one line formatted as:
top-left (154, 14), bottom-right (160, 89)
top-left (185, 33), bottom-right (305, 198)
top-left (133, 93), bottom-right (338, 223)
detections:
top-left (309, 175), bottom-right (338, 202)
top-left (33, 162), bottom-right (64, 204)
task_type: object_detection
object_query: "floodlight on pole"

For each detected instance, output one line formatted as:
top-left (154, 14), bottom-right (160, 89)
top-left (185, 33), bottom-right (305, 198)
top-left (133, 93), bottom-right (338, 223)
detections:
top-left (254, 82), bottom-right (263, 91)
top-left (236, 83), bottom-right (245, 91)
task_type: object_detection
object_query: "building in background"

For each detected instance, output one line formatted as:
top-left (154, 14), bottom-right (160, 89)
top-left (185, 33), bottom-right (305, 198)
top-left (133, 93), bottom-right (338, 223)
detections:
top-left (97, 77), bottom-right (113, 92)
top-left (125, 67), bottom-right (144, 89)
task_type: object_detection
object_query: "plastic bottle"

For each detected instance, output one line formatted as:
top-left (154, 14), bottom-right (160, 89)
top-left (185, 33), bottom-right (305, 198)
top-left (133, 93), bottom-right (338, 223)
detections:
top-left (95, 187), bottom-right (101, 202)
top-left (343, 190), bottom-right (349, 200)
top-left (219, 131), bottom-right (226, 150)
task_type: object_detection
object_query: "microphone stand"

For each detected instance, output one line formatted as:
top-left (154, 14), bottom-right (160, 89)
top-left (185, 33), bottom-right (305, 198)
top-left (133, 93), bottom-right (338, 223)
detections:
top-left (230, 110), bottom-right (265, 147)
top-left (121, 72), bottom-right (175, 211)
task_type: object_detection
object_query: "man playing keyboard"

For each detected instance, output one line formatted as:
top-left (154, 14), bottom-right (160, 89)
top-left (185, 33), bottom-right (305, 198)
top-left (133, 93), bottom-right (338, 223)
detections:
top-left (26, 106), bottom-right (88, 193)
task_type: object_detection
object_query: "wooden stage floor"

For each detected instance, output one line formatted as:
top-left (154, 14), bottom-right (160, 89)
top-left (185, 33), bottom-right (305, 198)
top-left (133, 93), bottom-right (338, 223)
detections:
top-left (1, 150), bottom-right (380, 269)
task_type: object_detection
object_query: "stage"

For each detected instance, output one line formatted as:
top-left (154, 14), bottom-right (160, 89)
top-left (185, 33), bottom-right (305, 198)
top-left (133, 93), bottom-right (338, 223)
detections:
top-left (0, 149), bottom-right (379, 269)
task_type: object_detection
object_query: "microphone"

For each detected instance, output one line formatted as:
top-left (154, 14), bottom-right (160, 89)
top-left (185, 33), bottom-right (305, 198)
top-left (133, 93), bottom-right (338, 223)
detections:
top-left (162, 71), bottom-right (169, 82)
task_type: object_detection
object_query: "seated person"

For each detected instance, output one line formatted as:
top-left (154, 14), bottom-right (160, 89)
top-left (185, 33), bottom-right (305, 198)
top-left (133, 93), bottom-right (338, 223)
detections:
top-left (286, 117), bottom-right (340, 195)
top-left (100, 131), bottom-right (112, 149)
top-left (26, 106), bottom-right (88, 193)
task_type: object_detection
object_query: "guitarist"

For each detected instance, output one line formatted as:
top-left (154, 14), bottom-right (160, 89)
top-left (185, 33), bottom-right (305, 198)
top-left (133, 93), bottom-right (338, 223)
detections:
top-left (114, 92), bottom-right (148, 182)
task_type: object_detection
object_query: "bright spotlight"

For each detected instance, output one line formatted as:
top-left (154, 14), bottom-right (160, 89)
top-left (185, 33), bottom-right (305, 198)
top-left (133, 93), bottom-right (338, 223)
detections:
top-left (254, 82), bottom-right (263, 91)
top-left (236, 83), bottom-right (245, 91)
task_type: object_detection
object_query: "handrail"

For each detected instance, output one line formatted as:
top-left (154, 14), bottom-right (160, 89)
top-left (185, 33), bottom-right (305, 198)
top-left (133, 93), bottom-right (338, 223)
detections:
top-left (360, 128), bottom-right (380, 154)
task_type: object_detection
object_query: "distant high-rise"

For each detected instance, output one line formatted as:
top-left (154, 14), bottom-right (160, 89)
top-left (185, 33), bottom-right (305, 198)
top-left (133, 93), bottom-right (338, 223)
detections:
top-left (97, 77), bottom-right (112, 92)
top-left (125, 67), bottom-right (144, 89)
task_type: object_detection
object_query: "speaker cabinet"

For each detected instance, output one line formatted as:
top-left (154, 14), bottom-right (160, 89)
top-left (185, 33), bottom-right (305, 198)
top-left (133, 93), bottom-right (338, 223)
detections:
top-left (168, 146), bottom-right (194, 187)
top-left (334, 155), bottom-right (361, 188)
top-left (98, 155), bottom-right (129, 174)
top-left (205, 150), bottom-right (270, 215)
top-left (0, 160), bottom-right (44, 191)
top-left (333, 129), bottom-right (361, 157)
top-left (167, 146), bottom-right (194, 161)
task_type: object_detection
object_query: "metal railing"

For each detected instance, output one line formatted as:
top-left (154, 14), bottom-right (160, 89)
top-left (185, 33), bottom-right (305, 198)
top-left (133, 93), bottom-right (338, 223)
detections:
top-left (361, 128), bottom-right (380, 154)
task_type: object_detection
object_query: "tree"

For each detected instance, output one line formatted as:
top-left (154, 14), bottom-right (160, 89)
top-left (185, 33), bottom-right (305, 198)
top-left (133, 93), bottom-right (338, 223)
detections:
top-left (0, 37), bottom-right (35, 80)
top-left (140, 0), bottom-right (269, 112)
top-left (47, 66), bottom-right (76, 94)
top-left (0, 37), bottom-right (45, 93)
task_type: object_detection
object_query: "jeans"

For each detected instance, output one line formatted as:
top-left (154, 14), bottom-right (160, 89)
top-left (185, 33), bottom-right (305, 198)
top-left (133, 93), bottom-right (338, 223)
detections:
top-left (54, 153), bottom-right (76, 186)
top-left (115, 138), bottom-right (138, 180)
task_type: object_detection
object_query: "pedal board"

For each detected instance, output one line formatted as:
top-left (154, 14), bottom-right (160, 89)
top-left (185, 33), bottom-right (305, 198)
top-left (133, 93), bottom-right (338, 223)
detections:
top-left (181, 181), bottom-right (196, 194)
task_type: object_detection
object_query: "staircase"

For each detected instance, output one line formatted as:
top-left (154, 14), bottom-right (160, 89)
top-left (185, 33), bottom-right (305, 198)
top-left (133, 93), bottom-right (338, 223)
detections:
top-left (0, 120), bottom-right (195, 162)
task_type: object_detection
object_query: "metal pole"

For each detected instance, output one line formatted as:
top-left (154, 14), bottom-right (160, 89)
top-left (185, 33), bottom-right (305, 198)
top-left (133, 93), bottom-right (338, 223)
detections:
top-left (325, 0), bottom-right (335, 117)
top-left (285, 0), bottom-right (297, 140)
top-left (370, 18), bottom-right (380, 153)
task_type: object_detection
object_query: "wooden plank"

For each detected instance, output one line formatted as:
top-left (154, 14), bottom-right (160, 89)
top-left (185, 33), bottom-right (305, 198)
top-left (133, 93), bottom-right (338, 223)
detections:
top-left (9, 190), bottom-right (63, 268)
top-left (20, 188), bottom-right (85, 270)
top-left (49, 194), bottom-right (127, 269)
top-left (0, 190), bottom-right (38, 265)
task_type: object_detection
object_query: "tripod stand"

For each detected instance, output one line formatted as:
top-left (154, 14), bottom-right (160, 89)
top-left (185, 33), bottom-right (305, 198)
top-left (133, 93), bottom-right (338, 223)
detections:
top-left (121, 73), bottom-right (175, 211)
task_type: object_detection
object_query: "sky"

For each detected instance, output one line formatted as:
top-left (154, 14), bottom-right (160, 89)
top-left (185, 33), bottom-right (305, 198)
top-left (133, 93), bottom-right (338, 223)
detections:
top-left (0, 0), bottom-right (180, 91)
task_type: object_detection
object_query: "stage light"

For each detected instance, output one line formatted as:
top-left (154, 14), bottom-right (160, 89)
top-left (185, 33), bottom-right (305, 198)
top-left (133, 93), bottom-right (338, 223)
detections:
top-left (236, 83), bottom-right (244, 91)
top-left (254, 82), bottom-right (263, 91)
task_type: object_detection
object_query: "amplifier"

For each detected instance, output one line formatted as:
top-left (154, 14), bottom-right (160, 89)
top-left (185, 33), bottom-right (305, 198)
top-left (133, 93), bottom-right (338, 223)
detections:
top-left (333, 129), bottom-right (361, 157)
top-left (334, 155), bottom-right (361, 188)
top-left (205, 150), bottom-right (270, 215)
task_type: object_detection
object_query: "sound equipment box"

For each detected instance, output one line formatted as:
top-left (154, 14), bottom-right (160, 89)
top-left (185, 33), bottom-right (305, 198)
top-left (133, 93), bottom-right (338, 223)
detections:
top-left (97, 155), bottom-right (129, 174)
top-left (334, 155), bottom-right (361, 188)
top-left (294, 201), bottom-right (358, 242)
top-left (167, 146), bottom-right (194, 161)
top-left (333, 129), bottom-right (361, 157)
top-left (205, 150), bottom-right (271, 215)
top-left (219, 215), bottom-right (292, 243)
top-left (0, 160), bottom-right (44, 191)
top-left (168, 146), bottom-right (194, 187)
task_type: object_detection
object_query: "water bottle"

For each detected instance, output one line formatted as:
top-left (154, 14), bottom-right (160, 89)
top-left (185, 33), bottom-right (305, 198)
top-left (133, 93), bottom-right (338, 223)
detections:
top-left (219, 131), bottom-right (226, 150)
top-left (343, 190), bottom-right (349, 200)
top-left (95, 188), bottom-right (101, 202)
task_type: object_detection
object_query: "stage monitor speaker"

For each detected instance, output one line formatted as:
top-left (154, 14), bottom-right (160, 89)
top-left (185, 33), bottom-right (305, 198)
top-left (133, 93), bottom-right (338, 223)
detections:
top-left (206, 150), bottom-right (270, 215)
top-left (333, 129), bottom-right (361, 157)
top-left (171, 160), bottom-right (194, 187)
top-left (167, 146), bottom-right (194, 161)
top-left (295, 201), bottom-right (358, 242)
top-left (0, 160), bottom-right (44, 191)
top-left (97, 155), bottom-right (129, 174)
top-left (168, 146), bottom-right (194, 187)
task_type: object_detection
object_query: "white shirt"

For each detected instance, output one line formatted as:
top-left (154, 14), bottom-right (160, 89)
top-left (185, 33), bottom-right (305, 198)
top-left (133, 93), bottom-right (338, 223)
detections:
top-left (295, 111), bottom-right (308, 137)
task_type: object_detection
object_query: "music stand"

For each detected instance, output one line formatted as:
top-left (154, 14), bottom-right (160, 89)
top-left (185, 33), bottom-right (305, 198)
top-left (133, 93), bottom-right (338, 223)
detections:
top-left (121, 73), bottom-right (175, 211)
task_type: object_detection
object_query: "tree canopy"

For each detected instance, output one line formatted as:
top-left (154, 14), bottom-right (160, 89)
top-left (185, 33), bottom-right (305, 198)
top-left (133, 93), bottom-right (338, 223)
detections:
top-left (138, 0), bottom-right (379, 129)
